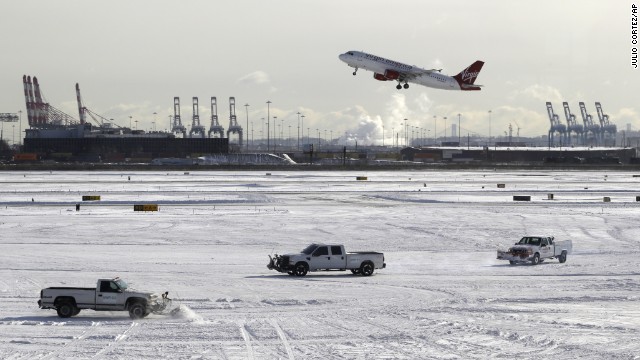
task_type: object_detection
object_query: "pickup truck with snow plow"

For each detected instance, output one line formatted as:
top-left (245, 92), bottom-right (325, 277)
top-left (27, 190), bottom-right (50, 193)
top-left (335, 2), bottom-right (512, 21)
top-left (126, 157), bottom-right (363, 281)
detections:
top-left (268, 244), bottom-right (386, 277)
top-left (497, 236), bottom-right (572, 265)
top-left (38, 277), bottom-right (172, 319)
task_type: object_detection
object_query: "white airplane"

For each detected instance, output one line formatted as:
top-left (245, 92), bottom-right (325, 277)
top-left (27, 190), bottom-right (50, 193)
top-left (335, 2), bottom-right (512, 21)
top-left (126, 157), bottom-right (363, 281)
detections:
top-left (338, 50), bottom-right (484, 91)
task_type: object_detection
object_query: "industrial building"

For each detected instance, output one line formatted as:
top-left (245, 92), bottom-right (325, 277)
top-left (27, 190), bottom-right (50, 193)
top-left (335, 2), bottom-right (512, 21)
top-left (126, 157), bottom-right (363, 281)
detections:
top-left (400, 146), bottom-right (634, 164)
top-left (20, 75), bottom-right (229, 162)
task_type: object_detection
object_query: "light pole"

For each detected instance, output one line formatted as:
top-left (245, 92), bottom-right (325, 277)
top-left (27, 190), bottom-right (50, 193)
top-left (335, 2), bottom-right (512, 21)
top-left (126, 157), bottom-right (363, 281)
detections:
top-left (444, 117), bottom-right (447, 142)
top-left (261, 118), bottom-right (265, 148)
top-left (458, 113), bottom-right (461, 144)
top-left (403, 118), bottom-right (408, 146)
top-left (153, 112), bottom-right (157, 132)
top-left (433, 115), bottom-right (437, 145)
top-left (129, 116), bottom-right (132, 130)
top-left (296, 112), bottom-right (301, 150)
top-left (273, 116), bottom-right (278, 152)
top-left (12, 124), bottom-right (15, 146)
top-left (301, 115), bottom-right (305, 144)
top-left (266, 100), bottom-right (271, 152)
top-left (18, 110), bottom-right (22, 145)
top-left (392, 127), bottom-right (395, 148)
top-left (488, 110), bottom-right (492, 146)
top-left (135, 120), bottom-right (138, 130)
top-left (244, 104), bottom-right (250, 151)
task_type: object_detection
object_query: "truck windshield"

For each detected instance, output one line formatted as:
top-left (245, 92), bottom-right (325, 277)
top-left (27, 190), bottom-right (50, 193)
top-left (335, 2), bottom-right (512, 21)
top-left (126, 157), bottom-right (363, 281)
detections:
top-left (115, 279), bottom-right (128, 290)
top-left (518, 237), bottom-right (541, 246)
top-left (302, 244), bottom-right (319, 255)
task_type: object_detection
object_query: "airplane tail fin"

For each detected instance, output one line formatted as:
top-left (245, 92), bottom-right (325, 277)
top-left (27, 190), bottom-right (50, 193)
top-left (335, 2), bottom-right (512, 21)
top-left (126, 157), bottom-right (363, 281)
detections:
top-left (453, 60), bottom-right (484, 91)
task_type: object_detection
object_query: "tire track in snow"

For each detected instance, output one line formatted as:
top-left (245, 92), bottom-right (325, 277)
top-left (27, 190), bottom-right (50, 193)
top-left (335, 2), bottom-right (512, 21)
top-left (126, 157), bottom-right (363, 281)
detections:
top-left (270, 318), bottom-right (294, 360)
top-left (40, 321), bottom-right (101, 360)
top-left (92, 321), bottom-right (140, 358)
top-left (239, 323), bottom-right (255, 360)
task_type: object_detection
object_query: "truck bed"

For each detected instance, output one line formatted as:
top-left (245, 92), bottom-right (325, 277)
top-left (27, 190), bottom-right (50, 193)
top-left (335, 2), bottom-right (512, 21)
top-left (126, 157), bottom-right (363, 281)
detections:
top-left (46, 287), bottom-right (95, 291)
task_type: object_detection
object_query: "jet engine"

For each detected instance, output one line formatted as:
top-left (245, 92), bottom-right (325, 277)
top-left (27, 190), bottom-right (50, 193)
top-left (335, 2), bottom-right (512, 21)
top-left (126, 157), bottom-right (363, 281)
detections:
top-left (383, 69), bottom-right (400, 80)
top-left (373, 73), bottom-right (389, 81)
top-left (373, 70), bottom-right (401, 81)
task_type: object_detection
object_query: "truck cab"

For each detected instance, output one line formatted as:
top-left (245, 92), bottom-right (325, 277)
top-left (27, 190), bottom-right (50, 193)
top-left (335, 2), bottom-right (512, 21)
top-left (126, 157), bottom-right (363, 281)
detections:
top-left (305, 244), bottom-right (347, 270)
top-left (95, 278), bottom-right (129, 310)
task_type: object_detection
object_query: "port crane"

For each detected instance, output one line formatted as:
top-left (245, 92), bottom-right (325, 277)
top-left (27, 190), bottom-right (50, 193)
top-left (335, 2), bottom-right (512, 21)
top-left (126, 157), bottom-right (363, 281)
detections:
top-left (595, 102), bottom-right (617, 145)
top-left (546, 102), bottom-right (567, 147)
top-left (578, 102), bottom-right (601, 146)
top-left (208, 97), bottom-right (224, 138)
top-left (562, 102), bottom-right (584, 146)
top-left (226, 97), bottom-right (243, 147)
top-left (189, 97), bottom-right (206, 138)
top-left (171, 97), bottom-right (187, 137)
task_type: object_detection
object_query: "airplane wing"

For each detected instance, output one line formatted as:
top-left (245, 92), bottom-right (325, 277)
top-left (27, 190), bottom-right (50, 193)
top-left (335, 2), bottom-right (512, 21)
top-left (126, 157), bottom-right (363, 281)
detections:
top-left (397, 68), bottom-right (437, 81)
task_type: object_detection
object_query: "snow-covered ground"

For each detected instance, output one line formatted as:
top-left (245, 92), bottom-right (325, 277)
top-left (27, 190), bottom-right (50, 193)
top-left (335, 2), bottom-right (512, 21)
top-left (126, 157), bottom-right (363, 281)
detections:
top-left (0, 170), bottom-right (639, 359)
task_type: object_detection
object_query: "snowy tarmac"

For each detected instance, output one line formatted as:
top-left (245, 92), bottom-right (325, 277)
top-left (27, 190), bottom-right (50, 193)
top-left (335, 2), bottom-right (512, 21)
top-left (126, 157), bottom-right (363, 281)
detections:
top-left (0, 170), bottom-right (639, 359)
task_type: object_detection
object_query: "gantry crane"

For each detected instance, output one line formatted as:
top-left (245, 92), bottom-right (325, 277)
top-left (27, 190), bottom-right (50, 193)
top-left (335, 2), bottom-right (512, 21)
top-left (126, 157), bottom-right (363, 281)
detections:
top-left (226, 97), bottom-right (243, 147)
top-left (208, 97), bottom-right (224, 138)
top-left (562, 102), bottom-right (584, 146)
top-left (578, 102), bottom-right (601, 146)
top-left (172, 97), bottom-right (187, 137)
top-left (546, 102), bottom-right (567, 147)
top-left (189, 97), bottom-right (206, 138)
top-left (595, 102), bottom-right (617, 146)
top-left (22, 75), bottom-right (76, 127)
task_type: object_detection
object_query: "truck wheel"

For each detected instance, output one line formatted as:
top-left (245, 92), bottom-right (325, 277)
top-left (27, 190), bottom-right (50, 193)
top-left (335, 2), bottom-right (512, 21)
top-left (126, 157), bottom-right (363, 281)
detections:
top-left (56, 302), bottom-right (76, 318)
top-left (531, 253), bottom-right (541, 265)
top-left (129, 302), bottom-right (147, 319)
top-left (558, 251), bottom-right (567, 263)
top-left (360, 262), bottom-right (374, 276)
top-left (294, 262), bottom-right (308, 277)
top-left (350, 269), bottom-right (361, 275)
top-left (72, 308), bottom-right (81, 316)
top-left (509, 260), bottom-right (516, 265)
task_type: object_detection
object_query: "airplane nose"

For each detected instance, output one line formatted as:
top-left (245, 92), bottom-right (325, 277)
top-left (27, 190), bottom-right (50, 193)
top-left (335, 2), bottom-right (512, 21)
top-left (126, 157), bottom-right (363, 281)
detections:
top-left (338, 54), bottom-right (346, 62)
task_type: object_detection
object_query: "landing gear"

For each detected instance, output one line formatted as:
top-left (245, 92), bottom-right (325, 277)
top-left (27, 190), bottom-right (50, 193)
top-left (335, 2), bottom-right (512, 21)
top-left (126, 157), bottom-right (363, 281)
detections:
top-left (352, 68), bottom-right (358, 76)
top-left (396, 81), bottom-right (409, 90)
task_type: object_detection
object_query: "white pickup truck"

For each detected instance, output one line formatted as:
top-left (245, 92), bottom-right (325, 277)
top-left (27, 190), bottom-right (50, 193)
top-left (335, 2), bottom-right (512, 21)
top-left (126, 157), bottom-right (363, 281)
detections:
top-left (497, 236), bottom-right (572, 265)
top-left (38, 277), bottom-right (172, 319)
top-left (267, 243), bottom-right (386, 277)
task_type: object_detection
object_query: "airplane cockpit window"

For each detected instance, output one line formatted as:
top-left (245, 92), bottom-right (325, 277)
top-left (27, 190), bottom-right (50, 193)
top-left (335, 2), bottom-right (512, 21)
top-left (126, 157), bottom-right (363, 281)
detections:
top-left (348, 52), bottom-right (354, 55)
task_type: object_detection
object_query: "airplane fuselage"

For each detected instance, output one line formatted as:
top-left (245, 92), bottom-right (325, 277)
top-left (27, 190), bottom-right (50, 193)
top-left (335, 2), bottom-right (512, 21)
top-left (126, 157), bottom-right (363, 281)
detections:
top-left (338, 51), bottom-right (483, 91)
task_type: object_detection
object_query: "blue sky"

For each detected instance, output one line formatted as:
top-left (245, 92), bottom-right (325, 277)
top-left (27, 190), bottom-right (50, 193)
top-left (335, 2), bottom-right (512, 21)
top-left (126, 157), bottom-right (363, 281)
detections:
top-left (1, 0), bottom-right (636, 144)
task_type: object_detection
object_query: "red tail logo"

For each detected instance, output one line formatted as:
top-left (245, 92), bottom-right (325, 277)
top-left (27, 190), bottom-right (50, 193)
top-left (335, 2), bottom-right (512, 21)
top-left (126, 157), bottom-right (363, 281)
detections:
top-left (453, 61), bottom-right (484, 90)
